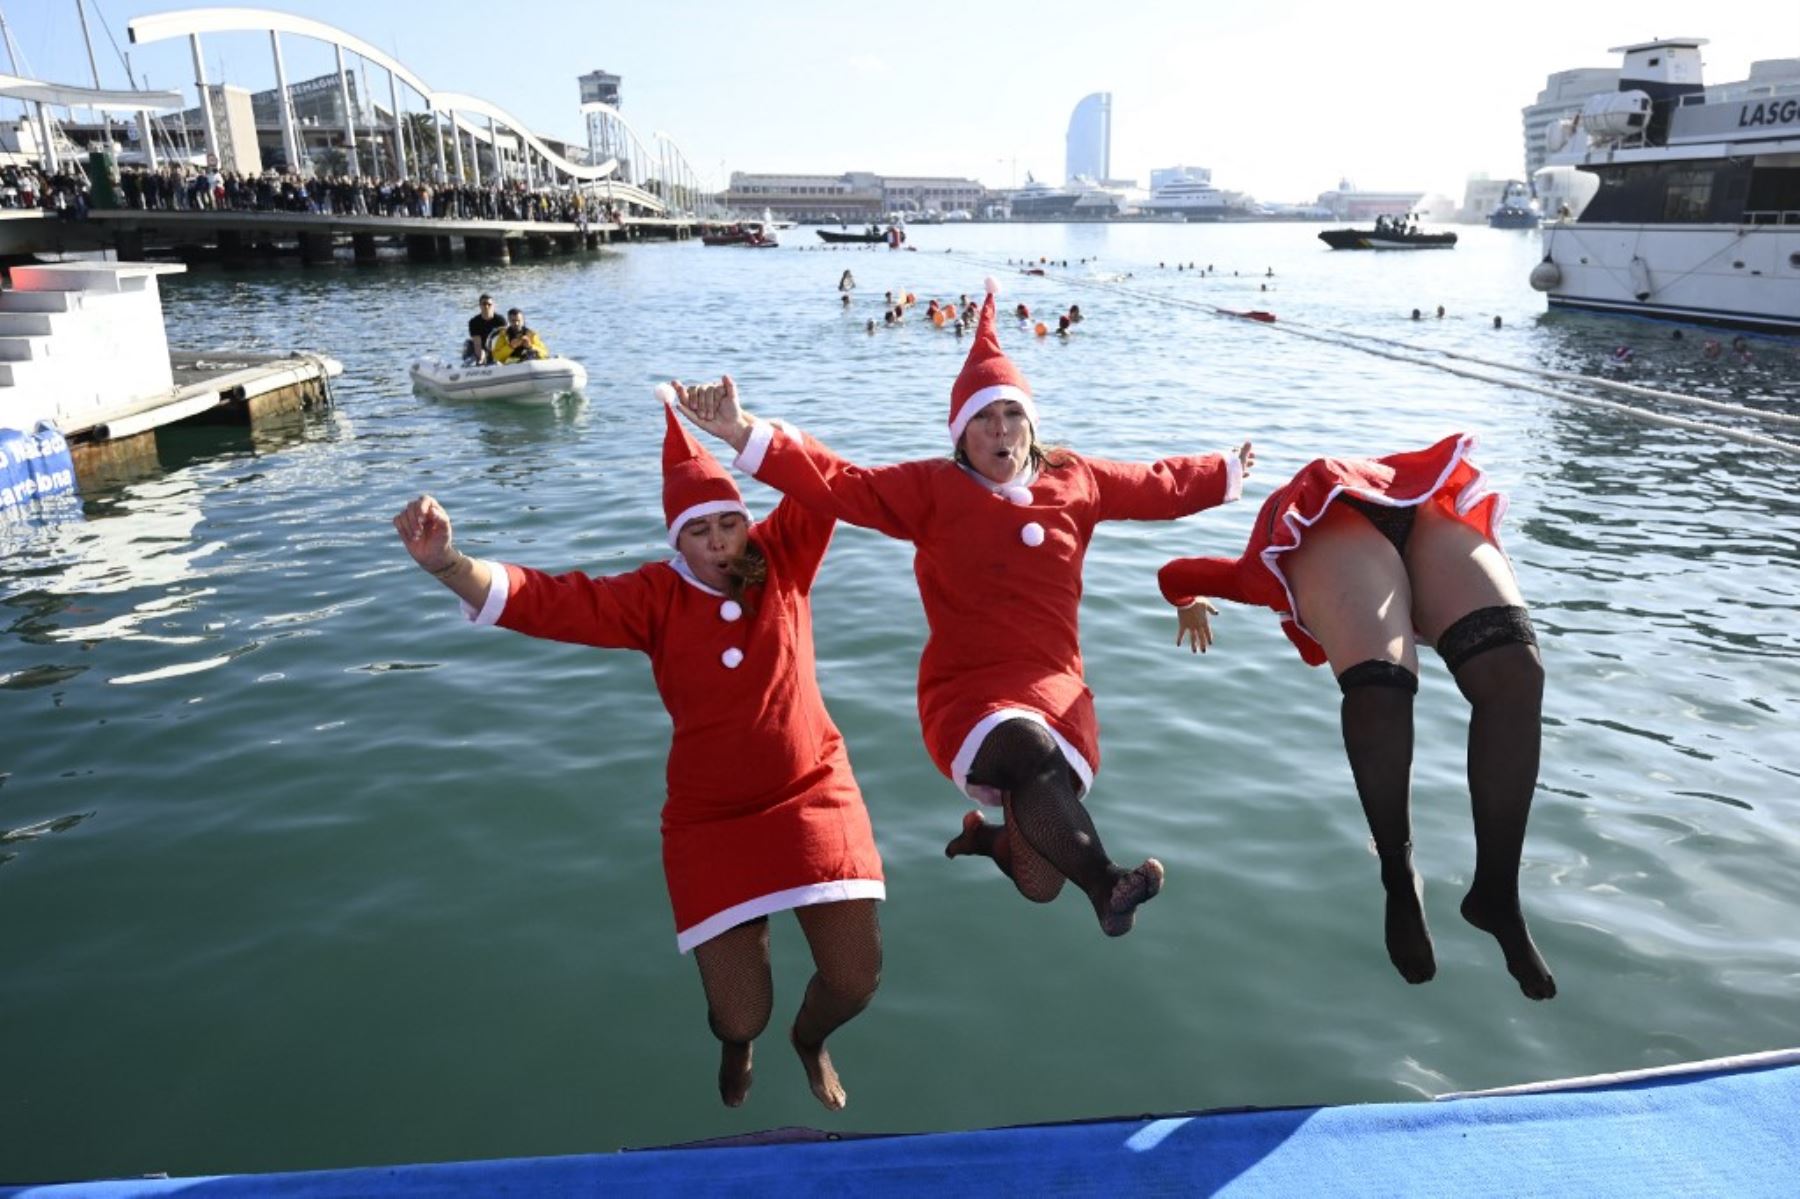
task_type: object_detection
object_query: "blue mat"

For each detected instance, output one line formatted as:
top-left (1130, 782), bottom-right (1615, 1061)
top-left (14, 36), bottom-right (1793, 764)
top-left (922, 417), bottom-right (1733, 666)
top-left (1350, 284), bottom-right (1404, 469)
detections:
top-left (7, 1052), bottom-right (1798, 1197)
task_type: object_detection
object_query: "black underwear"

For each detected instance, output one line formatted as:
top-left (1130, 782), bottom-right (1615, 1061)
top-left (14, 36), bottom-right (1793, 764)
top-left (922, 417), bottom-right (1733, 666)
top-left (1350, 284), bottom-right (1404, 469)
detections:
top-left (1340, 494), bottom-right (1416, 555)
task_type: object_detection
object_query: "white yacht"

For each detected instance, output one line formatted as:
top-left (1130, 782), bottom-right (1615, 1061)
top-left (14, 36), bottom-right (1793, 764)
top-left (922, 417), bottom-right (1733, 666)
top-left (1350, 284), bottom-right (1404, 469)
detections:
top-left (1530, 38), bottom-right (1800, 335)
top-left (1141, 172), bottom-right (1253, 220)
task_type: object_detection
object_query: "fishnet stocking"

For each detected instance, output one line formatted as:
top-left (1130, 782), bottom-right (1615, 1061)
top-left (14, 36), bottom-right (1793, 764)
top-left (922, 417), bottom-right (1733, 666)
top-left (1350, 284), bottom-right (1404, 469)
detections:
top-left (693, 916), bottom-right (772, 1046)
top-left (792, 899), bottom-right (882, 1050)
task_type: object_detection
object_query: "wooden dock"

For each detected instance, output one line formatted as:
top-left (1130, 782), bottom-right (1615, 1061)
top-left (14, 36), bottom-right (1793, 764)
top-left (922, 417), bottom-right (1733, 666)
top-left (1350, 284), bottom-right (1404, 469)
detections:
top-left (87, 209), bottom-right (698, 265)
top-left (68, 350), bottom-right (342, 484)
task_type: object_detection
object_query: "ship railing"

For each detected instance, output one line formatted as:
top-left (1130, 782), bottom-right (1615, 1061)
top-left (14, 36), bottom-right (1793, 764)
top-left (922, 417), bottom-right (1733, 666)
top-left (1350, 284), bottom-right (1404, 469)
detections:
top-left (1743, 209), bottom-right (1800, 226)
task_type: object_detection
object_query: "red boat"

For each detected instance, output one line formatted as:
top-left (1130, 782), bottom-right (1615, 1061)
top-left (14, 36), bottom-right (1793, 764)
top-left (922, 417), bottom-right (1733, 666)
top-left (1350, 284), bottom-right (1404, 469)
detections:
top-left (702, 221), bottom-right (779, 248)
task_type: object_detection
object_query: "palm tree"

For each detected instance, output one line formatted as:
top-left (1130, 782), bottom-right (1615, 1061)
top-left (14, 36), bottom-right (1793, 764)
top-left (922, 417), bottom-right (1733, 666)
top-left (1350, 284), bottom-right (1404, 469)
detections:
top-left (403, 112), bottom-right (440, 177)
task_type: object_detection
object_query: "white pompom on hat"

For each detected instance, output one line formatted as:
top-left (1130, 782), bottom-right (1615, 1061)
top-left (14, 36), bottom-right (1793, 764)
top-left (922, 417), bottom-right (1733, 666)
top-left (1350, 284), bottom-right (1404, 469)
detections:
top-left (947, 277), bottom-right (1037, 447)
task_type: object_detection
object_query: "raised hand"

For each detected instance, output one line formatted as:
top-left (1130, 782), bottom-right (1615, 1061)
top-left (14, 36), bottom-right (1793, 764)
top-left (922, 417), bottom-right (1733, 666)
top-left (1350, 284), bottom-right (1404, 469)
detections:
top-left (393, 494), bottom-right (456, 573)
top-left (670, 374), bottom-right (754, 451)
top-left (1237, 441), bottom-right (1256, 477)
top-left (1175, 599), bottom-right (1220, 653)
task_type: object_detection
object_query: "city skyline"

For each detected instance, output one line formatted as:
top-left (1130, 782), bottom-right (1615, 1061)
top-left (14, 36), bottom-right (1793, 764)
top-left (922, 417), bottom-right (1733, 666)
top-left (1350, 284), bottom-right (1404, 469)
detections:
top-left (0, 1), bottom-right (1781, 199)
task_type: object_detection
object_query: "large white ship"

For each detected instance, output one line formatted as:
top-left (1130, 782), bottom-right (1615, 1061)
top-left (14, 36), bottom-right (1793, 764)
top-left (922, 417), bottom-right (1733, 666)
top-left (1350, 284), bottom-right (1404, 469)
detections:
top-left (1139, 167), bottom-right (1255, 220)
top-left (1530, 38), bottom-right (1800, 335)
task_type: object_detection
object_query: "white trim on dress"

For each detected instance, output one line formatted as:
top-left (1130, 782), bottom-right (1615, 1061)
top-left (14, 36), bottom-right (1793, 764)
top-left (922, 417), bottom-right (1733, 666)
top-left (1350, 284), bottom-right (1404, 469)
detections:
top-left (666, 555), bottom-right (727, 596)
top-left (459, 558), bottom-right (510, 626)
top-left (1221, 450), bottom-right (1244, 503)
top-left (733, 417), bottom-right (803, 476)
top-left (1258, 433), bottom-right (1501, 654)
top-left (676, 879), bottom-right (887, 953)
top-left (950, 707), bottom-right (1095, 807)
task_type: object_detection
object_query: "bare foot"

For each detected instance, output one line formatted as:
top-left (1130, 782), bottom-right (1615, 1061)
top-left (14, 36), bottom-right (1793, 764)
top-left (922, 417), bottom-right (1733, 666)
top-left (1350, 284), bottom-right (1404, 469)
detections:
top-left (1378, 850), bottom-right (1436, 985)
top-left (718, 1041), bottom-right (753, 1108)
top-left (1462, 890), bottom-right (1557, 1000)
top-left (944, 809), bottom-right (988, 859)
top-left (790, 1026), bottom-right (847, 1111)
top-left (1099, 858), bottom-right (1165, 937)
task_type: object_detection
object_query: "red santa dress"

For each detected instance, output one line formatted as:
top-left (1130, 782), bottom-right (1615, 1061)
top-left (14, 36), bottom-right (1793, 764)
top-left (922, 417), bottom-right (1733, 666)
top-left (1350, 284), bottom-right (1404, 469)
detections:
top-left (460, 405), bottom-right (884, 951)
top-left (731, 280), bottom-right (1243, 804)
top-left (1157, 432), bottom-right (1505, 667)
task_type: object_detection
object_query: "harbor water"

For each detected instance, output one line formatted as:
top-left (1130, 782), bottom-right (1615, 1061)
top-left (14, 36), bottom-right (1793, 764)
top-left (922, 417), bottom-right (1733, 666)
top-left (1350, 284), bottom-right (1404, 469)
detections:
top-left (2, 223), bottom-right (1797, 1184)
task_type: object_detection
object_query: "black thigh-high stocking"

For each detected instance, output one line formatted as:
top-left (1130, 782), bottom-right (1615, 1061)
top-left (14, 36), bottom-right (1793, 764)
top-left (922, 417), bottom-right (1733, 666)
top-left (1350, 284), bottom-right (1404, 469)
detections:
top-left (1338, 660), bottom-right (1435, 984)
top-left (1440, 606), bottom-right (1556, 1000)
top-left (692, 916), bottom-right (773, 1107)
top-left (963, 718), bottom-right (1163, 935)
top-left (790, 900), bottom-right (882, 1111)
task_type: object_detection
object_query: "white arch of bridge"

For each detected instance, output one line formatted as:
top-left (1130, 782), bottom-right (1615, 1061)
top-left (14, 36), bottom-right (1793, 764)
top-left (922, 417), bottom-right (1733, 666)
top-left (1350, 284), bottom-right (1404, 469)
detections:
top-left (127, 7), bottom-right (639, 193)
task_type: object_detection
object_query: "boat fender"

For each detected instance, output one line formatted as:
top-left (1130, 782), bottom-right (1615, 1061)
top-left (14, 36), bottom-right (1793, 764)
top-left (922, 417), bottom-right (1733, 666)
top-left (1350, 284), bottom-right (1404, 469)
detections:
top-left (1529, 259), bottom-right (1562, 292)
top-left (1629, 256), bottom-right (1653, 302)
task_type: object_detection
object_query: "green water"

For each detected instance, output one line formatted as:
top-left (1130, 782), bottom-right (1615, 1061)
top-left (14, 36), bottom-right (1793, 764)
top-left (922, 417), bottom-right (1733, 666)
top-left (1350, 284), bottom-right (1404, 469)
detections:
top-left (2, 224), bottom-right (1797, 1185)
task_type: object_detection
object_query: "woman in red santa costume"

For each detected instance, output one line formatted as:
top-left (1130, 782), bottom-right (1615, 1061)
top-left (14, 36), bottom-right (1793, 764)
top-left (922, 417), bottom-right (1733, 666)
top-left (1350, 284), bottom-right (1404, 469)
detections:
top-left (391, 396), bottom-right (886, 1110)
top-left (1157, 435), bottom-right (1556, 1000)
top-left (674, 278), bottom-right (1253, 938)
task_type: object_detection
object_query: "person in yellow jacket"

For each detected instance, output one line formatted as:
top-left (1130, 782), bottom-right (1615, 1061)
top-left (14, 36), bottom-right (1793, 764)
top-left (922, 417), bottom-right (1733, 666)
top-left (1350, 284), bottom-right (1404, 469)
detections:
top-left (491, 308), bottom-right (550, 363)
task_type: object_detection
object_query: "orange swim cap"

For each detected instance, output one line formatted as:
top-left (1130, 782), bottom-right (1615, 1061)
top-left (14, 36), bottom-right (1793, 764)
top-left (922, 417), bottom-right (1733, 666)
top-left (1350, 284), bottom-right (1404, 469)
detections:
top-left (1034, 322), bottom-right (1048, 337)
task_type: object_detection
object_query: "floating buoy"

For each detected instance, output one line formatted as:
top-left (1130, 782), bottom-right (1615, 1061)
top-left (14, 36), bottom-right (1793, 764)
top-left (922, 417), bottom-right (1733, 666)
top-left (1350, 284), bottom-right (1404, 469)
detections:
top-left (1034, 322), bottom-right (1048, 337)
top-left (932, 308), bottom-right (947, 327)
top-left (1529, 258), bottom-right (1562, 292)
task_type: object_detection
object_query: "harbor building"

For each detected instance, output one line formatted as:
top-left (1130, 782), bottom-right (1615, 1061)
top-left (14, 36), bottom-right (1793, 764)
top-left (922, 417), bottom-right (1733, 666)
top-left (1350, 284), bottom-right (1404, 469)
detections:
top-left (1521, 67), bottom-right (1621, 177)
top-left (1459, 175), bottom-right (1514, 223)
top-left (1313, 179), bottom-right (1423, 220)
top-left (721, 171), bottom-right (986, 220)
top-left (877, 175), bottom-right (985, 216)
top-left (1065, 92), bottom-right (1111, 185)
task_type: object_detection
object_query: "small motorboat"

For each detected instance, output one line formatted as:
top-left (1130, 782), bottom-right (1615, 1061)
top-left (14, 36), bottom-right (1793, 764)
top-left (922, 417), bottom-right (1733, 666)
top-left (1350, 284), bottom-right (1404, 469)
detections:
top-left (1318, 224), bottom-right (1457, 250)
top-left (702, 220), bottom-right (779, 248)
top-left (817, 228), bottom-right (886, 244)
top-left (410, 356), bottom-right (587, 402)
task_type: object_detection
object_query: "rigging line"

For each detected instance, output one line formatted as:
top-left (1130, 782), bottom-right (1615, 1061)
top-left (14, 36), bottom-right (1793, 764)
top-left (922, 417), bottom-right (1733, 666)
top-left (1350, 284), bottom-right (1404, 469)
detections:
top-left (91, 1), bottom-right (133, 76)
top-left (939, 250), bottom-right (1800, 457)
top-left (1271, 325), bottom-right (1800, 427)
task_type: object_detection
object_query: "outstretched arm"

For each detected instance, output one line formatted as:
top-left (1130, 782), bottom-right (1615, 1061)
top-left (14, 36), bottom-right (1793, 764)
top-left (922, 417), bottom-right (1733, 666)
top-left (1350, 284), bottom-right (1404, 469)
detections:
top-left (664, 377), bottom-right (931, 542)
top-left (394, 494), bottom-right (656, 650)
top-left (394, 494), bottom-right (493, 609)
top-left (1090, 441), bottom-right (1255, 522)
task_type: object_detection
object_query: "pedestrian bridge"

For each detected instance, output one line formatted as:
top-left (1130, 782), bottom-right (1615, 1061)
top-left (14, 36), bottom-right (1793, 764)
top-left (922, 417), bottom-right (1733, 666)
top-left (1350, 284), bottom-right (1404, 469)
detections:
top-left (112, 8), bottom-right (704, 220)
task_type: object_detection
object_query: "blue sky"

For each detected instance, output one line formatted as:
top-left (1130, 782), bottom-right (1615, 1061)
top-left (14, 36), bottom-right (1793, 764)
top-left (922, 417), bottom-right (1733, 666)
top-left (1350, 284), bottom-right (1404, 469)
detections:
top-left (4, 1), bottom-right (1782, 201)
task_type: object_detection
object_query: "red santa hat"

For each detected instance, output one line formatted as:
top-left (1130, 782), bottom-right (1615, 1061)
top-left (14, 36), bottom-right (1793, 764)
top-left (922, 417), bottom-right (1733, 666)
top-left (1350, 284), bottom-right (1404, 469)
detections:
top-left (948, 277), bottom-right (1038, 447)
top-left (656, 385), bottom-right (750, 547)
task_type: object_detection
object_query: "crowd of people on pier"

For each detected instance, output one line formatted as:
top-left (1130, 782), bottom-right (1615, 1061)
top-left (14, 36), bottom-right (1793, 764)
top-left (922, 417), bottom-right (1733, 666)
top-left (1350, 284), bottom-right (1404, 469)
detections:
top-left (105, 163), bottom-right (624, 226)
top-left (0, 163), bottom-right (91, 217)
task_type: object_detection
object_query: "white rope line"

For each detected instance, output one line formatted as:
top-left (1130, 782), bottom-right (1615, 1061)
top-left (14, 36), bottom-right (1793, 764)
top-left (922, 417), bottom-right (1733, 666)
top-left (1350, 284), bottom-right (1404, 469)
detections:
top-left (1319, 331), bottom-right (1800, 427)
top-left (943, 251), bottom-right (1800, 457)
